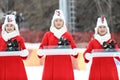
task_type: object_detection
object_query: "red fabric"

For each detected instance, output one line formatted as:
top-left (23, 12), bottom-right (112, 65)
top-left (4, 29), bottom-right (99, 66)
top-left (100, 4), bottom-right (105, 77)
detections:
top-left (39, 31), bottom-right (77, 80)
top-left (115, 57), bottom-right (120, 61)
top-left (0, 36), bottom-right (27, 80)
top-left (0, 36), bottom-right (26, 51)
top-left (83, 38), bottom-right (119, 80)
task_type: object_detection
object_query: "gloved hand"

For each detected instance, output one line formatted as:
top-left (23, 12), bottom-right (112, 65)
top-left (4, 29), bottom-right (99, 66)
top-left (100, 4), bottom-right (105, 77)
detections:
top-left (20, 49), bottom-right (29, 59)
top-left (37, 49), bottom-right (44, 58)
top-left (85, 53), bottom-right (92, 61)
top-left (72, 48), bottom-right (79, 58)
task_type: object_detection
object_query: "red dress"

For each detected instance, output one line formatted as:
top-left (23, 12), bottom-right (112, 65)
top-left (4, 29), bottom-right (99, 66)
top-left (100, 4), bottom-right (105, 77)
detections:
top-left (39, 31), bottom-right (77, 80)
top-left (0, 36), bottom-right (27, 80)
top-left (83, 38), bottom-right (119, 80)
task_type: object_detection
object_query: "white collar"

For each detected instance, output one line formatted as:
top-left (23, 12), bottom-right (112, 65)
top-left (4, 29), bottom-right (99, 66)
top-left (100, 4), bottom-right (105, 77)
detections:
top-left (50, 26), bottom-right (67, 39)
top-left (94, 33), bottom-right (111, 45)
top-left (2, 30), bottom-right (20, 41)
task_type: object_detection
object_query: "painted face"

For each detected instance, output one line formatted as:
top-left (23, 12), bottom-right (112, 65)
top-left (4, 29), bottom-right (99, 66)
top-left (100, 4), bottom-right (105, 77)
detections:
top-left (98, 25), bottom-right (107, 36)
top-left (54, 18), bottom-right (64, 29)
top-left (5, 24), bottom-right (15, 33)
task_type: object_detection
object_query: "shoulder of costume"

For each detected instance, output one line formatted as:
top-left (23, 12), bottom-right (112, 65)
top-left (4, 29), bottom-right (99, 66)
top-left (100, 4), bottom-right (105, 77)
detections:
top-left (12, 35), bottom-right (24, 40)
top-left (43, 31), bottom-right (54, 37)
top-left (108, 38), bottom-right (116, 43)
top-left (0, 36), bottom-right (2, 39)
top-left (90, 38), bottom-right (99, 43)
top-left (45, 31), bottom-right (53, 35)
top-left (0, 36), bottom-right (4, 41)
top-left (62, 31), bottom-right (70, 35)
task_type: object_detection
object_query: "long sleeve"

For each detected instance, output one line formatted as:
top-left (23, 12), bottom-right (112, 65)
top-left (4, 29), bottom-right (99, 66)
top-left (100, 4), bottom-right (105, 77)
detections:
top-left (39, 32), bottom-right (49, 49)
top-left (83, 40), bottom-right (93, 63)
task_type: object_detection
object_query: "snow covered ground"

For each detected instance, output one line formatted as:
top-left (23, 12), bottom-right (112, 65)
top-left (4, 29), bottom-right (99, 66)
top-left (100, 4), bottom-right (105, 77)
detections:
top-left (25, 62), bottom-right (120, 80)
top-left (25, 66), bottom-right (89, 80)
top-left (25, 43), bottom-right (120, 80)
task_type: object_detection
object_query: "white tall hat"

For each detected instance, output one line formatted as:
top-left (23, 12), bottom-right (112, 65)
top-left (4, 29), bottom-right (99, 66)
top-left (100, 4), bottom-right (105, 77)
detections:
top-left (1, 14), bottom-right (20, 41)
top-left (50, 9), bottom-right (67, 39)
top-left (95, 16), bottom-right (110, 35)
top-left (94, 16), bottom-right (111, 45)
top-left (2, 14), bottom-right (19, 31)
top-left (51, 9), bottom-right (66, 27)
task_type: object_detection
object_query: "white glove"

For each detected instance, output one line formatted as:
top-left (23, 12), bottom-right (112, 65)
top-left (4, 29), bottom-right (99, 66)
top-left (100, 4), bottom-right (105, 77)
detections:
top-left (37, 49), bottom-right (43, 56)
top-left (20, 49), bottom-right (29, 57)
top-left (85, 53), bottom-right (92, 60)
top-left (73, 48), bottom-right (79, 55)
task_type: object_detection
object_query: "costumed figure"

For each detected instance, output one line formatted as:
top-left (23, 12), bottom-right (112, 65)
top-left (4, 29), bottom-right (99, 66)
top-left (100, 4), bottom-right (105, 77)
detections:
top-left (38, 9), bottom-right (78, 80)
top-left (83, 16), bottom-right (120, 80)
top-left (0, 14), bottom-right (28, 80)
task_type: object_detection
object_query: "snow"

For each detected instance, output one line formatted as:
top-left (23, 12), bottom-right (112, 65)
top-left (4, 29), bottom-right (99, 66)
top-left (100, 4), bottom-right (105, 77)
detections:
top-left (25, 43), bottom-right (120, 80)
top-left (25, 42), bottom-right (40, 49)
top-left (25, 63), bottom-right (120, 80)
top-left (25, 65), bottom-right (120, 80)
top-left (25, 66), bottom-right (43, 80)
top-left (25, 66), bottom-right (89, 80)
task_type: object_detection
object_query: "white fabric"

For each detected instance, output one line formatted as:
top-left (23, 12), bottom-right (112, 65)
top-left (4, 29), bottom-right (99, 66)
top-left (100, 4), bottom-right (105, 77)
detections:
top-left (1, 14), bottom-right (20, 41)
top-left (2, 30), bottom-right (19, 41)
top-left (95, 16), bottom-right (109, 34)
top-left (50, 9), bottom-right (67, 39)
top-left (37, 48), bottom-right (78, 55)
top-left (114, 58), bottom-right (120, 79)
top-left (0, 50), bottom-right (28, 56)
top-left (20, 49), bottom-right (29, 57)
top-left (85, 53), bottom-right (92, 60)
top-left (94, 16), bottom-right (111, 45)
top-left (94, 33), bottom-right (111, 45)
